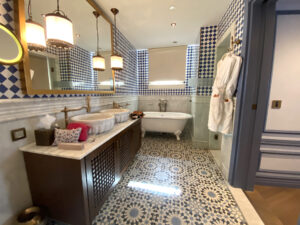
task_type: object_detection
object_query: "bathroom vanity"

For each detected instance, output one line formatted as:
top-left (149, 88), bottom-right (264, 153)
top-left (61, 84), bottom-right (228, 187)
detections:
top-left (20, 119), bottom-right (141, 225)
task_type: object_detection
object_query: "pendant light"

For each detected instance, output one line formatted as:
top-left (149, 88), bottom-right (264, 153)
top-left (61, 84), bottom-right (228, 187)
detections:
top-left (25, 0), bottom-right (46, 51)
top-left (92, 11), bottom-right (105, 71)
top-left (110, 8), bottom-right (123, 70)
top-left (45, 0), bottom-right (74, 49)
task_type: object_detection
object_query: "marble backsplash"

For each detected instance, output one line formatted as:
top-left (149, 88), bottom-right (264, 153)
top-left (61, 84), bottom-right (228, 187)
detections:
top-left (138, 96), bottom-right (191, 113)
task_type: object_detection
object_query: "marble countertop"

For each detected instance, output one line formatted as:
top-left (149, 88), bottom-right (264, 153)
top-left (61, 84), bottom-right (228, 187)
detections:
top-left (19, 119), bottom-right (137, 160)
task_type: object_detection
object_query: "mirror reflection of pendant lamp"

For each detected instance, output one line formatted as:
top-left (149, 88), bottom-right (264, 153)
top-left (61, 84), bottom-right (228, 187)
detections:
top-left (45, 0), bottom-right (74, 49)
top-left (92, 11), bottom-right (105, 71)
top-left (25, 0), bottom-right (46, 51)
top-left (110, 8), bottom-right (123, 70)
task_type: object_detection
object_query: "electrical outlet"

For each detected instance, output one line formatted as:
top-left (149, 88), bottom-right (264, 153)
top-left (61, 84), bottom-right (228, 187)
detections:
top-left (11, 128), bottom-right (26, 141)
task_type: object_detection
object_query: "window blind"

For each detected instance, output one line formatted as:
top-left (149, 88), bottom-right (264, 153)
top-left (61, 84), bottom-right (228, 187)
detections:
top-left (148, 46), bottom-right (187, 89)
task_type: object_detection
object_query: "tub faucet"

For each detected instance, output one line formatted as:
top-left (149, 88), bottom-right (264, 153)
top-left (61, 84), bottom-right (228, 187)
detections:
top-left (159, 99), bottom-right (167, 112)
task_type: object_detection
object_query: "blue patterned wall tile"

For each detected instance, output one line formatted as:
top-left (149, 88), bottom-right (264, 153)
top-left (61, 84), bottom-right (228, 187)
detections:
top-left (218, 0), bottom-right (245, 55)
top-left (111, 27), bottom-right (138, 96)
top-left (197, 25), bottom-right (218, 96)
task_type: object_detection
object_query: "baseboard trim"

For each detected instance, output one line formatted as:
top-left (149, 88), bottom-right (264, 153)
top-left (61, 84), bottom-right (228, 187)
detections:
top-left (255, 176), bottom-right (300, 188)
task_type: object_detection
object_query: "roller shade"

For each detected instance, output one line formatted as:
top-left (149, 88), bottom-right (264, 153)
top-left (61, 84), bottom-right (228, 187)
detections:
top-left (148, 46), bottom-right (187, 89)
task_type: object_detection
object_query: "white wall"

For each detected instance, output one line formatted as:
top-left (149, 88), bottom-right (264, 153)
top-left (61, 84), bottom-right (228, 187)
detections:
top-left (265, 14), bottom-right (300, 132)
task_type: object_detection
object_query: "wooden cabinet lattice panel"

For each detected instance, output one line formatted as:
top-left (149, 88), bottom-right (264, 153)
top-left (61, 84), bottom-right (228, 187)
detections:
top-left (91, 144), bottom-right (115, 211)
top-left (119, 133), bottom-right (132, 172)
top-left (23, 120), bottom-right (141, 225)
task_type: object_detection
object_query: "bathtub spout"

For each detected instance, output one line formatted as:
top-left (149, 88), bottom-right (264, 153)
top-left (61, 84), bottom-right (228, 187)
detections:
top-left (174, 130), bottom-right (182, 141)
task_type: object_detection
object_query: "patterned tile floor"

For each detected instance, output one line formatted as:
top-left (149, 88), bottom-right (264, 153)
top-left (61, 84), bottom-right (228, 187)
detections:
top-left (92, 133), bottom-right (247, 225)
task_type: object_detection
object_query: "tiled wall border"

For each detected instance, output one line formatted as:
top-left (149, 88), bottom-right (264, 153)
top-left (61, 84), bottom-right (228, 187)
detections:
top-left (0, 95), bottom-right (138, 123)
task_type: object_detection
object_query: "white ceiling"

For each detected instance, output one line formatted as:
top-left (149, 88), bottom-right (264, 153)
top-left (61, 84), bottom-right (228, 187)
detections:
top-left (95, 0), bottom-right (231, 49)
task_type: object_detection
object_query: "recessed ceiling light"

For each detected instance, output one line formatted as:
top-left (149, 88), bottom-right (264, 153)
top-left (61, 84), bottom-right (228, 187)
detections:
top-left (169, 5), bottom-right (176, 10)
top-left (171, 23), bottom-right (176, 28)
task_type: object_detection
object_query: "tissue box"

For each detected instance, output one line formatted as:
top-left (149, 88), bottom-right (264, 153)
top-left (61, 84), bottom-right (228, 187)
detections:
top-left (34, 129), bottom-right (54, 146)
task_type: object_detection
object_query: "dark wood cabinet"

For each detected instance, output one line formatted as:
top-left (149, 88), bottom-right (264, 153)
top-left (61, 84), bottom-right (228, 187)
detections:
top-left (23, 119), bottom-right (141, 225)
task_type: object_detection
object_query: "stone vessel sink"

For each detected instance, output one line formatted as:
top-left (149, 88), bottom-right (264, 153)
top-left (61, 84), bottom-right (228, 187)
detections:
top-left (100, 108), bottom-right (130, 123)
top-left (71, 113), bottom-right (115, 134)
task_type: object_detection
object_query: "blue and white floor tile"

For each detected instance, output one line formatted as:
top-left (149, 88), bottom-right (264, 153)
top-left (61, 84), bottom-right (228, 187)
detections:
top-left (93, 134), bottom-right (247, 225)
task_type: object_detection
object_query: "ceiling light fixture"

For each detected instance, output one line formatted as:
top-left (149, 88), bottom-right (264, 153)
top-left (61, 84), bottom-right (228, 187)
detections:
top-left (169, 5), bottom-right (176, 10)
top-left (25, 0), bottom-right (46, 51)
top-left (92, 11), bottom-right (105, 71)
top-left (110, 8), bottom-right (123, 70)
top-left (171, 22), bottom-right (176, 28)
top-left (45, 0), bottom-right (74, 49)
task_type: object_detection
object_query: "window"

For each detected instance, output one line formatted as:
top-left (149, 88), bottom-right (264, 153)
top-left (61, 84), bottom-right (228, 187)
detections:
top-left (148, 46), bottom-right (187, 89)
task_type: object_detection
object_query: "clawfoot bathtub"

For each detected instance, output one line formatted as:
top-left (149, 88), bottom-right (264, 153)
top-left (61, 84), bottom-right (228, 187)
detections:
top-left (141, 112), bottom-right (192, 141)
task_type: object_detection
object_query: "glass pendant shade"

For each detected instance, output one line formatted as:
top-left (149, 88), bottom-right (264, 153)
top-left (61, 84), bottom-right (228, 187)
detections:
top-left (111, 8), bottom-right (123, 70)
top-left (45, 13), bottom-right (74, 48)
top-left (93, 55), bottom-right (105, 71)
top-left (111, 54), bottom-right (123, 70)
top-left (25, 20), bottom-right (46, 51)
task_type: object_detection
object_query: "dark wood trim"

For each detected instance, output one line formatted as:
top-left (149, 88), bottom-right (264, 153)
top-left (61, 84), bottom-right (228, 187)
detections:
top-left (23, 153), bottom-right (90, 225)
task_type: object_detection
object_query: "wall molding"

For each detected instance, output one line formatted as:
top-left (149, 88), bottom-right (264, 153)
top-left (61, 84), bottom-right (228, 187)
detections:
top-left (0, 95), bottom-right (138, 123)
top-left (255, 175), bottom-right (300, 188)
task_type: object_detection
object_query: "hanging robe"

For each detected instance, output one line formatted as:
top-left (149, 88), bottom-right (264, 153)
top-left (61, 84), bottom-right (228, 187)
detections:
top-left (208, 53), bottom-right (242, 134)
top-left (221, 55), bottom-right (242, 134)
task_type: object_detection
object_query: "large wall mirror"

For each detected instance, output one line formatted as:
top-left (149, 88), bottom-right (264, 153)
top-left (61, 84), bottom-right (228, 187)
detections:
top-left (17, 0), bottom-right (115, 94)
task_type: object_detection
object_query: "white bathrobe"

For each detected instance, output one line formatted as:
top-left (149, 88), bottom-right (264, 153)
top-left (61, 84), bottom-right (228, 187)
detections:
top-left (208, 52), bottom-right (242, 134)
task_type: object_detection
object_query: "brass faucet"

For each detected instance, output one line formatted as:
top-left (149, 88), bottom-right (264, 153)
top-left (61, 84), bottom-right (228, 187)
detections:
top-left (113, 101), bottom-right (121, 109)
top-left (113, 101), bottom-right (130, 109)
top-left (61, 96), bottom-right (91, 127)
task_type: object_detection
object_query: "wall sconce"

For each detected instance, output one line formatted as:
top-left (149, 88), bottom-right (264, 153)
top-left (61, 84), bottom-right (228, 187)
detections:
top-left (25, 0), bottom-right (46, 51)
top-left (45, 0), bottom-right (74, 49)
top-left (110, 8), bottom-right (123, 70)
top-left (92, 11), bottom-right (105, 71)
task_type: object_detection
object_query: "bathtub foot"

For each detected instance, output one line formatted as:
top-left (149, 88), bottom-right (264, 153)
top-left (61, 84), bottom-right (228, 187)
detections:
top-left (174, 130), bottom-right (182, 141)
top-left (141, 128), bottom-right (146, 138)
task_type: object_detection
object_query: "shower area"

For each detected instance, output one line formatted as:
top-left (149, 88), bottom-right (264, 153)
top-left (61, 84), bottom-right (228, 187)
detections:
top-left (191, 22), bottom-right (243, 179)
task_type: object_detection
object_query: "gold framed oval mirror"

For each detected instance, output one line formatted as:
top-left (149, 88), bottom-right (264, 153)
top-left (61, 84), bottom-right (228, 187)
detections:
top-left (0, 23), bottom-right (23, 65)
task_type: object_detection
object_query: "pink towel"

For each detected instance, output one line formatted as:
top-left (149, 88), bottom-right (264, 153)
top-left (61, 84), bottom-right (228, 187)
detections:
top-left (67, 123), bottom-right (90, 141)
